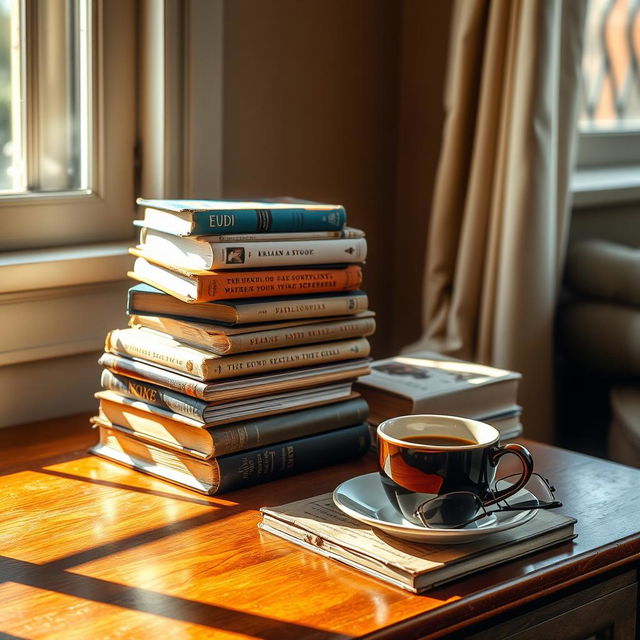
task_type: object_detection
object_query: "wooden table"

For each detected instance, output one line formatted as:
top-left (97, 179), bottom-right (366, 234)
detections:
top-left (2, 413), bottom-right (640, 639)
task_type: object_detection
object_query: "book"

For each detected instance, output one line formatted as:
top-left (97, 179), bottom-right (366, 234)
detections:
top-left (128, 313), bottom-right (376, 355)
top-left (90, 422), bottom-right (371, 494)
top-left (99, 369), bottom-right (356, 423)
top-left (127, 283), bottom-right (370, 325)
top-left (136, 227), bottom-right (368, 270)
top-left (480, 406), bottom-right (523, 440)
top-left (366, 405), bottom-right (523, 452)
top-left (354, 351), bottom-right (521, 426)
top-left (129, 252), bottom-right (364, 303)
top-left (98, 352), bottom-right (371, 401)
top-left (105, 327), bottom-right (371, 381)
top-left (259, 493), bottom-right (576, 594)
top-left (134, 220), bottom-right (365, 241)
top-left (136, 198), bottom-right (346, 236)
top-left (92, 393), bottom-right (370, 458)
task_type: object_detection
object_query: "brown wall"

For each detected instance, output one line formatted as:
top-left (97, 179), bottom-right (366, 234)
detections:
top-left (223, 0), bottom-right (451, 357)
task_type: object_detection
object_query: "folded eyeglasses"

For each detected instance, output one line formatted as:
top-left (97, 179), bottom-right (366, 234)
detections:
top-left (414, 473), bottom-right (562, 529)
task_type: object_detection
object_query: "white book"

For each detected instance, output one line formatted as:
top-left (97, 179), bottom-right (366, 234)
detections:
top-left (137, 227), bottom-right (368, 270)
top-left (354, 351), bottom-right (521, 426)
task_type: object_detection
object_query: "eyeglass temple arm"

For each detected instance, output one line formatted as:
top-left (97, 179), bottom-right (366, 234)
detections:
top-left (487, 500), bottom-right (563, 513)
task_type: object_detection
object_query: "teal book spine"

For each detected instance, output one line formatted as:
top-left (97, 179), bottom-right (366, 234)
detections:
top-left (189, 208), bottom-right (346, 235)
top-left (137, 199), bottom-right (347, 235)
top-left (215, 423), bottom-right (370, 493)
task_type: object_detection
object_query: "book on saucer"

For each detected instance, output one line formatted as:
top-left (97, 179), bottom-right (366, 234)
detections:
top-left (259, 490), bottom-right (576, 594)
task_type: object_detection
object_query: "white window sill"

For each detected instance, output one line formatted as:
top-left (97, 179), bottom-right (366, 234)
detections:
top-left (571, 165), bottom-right (640, 209)
top-left (0, 241), bottom-right (133, 294)
top-left (0, 241), bottom-right (133, 376)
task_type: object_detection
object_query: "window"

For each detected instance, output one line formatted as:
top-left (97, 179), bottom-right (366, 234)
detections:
top-left (0, 0), bottom-right (135, 252)
top-left (573, 0), bottom-right (640, 205)
top-left (580, 0), bottom-right (640, 131)
top-left (0, 0), bottom-right (136, 428)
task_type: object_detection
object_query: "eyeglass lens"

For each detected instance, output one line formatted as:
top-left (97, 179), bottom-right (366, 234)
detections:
top-left (416, 473), bottom-right (559, 529)
top-left (417, 492), bottom-right (484, 528)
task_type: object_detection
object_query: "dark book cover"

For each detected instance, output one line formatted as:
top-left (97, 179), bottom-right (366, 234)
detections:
top-left (215, 422), bottom-right (371, 492)
top-left (92, 422), bottom-right (371, 494)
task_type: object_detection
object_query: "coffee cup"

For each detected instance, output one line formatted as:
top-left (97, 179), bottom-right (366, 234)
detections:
top-left (377, 414), bottom-right (533, 525)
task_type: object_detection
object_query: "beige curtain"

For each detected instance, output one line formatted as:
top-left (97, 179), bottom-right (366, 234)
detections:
top-left (409, 0), bottom-right (587, 442)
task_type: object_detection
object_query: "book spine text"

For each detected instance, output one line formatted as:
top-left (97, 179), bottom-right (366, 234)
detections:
top-left (224, 317), bottom-right (376, 354)
top-left (105, 328), bottom-right (371, 380)
top-left (206, 238), bottom-right (367, 270)
top-left (100, 369), bottom-right (207, 420)
top-left (204, 265), bottom-right (363, 301)
top-left (215, 423), bottom-right (370, 492)
top-left (191, 207), bottom-right (346, 235)
top-left (236, 292), bottom-right (369, 323)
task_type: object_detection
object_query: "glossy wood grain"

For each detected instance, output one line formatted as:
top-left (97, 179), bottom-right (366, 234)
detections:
top-left (1, 414), bottom-right (640, 639)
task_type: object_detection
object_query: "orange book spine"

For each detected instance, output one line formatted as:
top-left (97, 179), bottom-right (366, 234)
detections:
top-left (200, 265), bottom-right (363, 301)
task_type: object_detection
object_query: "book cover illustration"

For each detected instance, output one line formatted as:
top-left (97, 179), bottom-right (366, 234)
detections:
top-left (362, 353), bottom-right (521, 400)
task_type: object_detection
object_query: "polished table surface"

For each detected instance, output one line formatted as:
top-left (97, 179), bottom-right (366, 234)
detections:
top-left (1, 413), bottom-right (640, 639)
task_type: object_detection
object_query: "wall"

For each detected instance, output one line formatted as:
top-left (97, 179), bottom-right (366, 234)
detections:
top-left (222, 0), bottom-right (451, 357)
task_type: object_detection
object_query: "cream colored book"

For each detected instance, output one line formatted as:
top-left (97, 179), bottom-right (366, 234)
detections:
top-left (105, 327), bottom-right (371, 381)
top-left (259, 493), bottom-right (576, 594)
top-left (128, 313), bottom-right (376, 355)
top-left (98, 351), bottom-right (371, 402)
top-left (137, 227), bottom-right (368, 270)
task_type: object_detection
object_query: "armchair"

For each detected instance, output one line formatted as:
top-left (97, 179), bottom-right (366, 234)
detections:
top-left (558, 239), bottom-right (640, 467)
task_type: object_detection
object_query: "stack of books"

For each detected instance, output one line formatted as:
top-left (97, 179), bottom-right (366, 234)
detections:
top-left (90, 198), bottom-right (375, 494)
top-left (354, 351), bottom-right (524, 441)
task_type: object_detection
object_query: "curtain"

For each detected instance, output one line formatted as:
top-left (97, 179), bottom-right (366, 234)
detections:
top-left (408, 0), bottom-right (587, 442)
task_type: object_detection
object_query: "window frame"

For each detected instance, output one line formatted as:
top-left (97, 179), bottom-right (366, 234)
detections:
top-left (572, 0), bottom-right (640, 210)
top-left (0, 0), bottom-right (224, 428)
top-left (0, 0), bottom-right (136, 253)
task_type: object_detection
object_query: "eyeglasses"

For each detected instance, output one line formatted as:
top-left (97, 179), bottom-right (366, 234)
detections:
top-left (414, 473), bottom-right (562, 529)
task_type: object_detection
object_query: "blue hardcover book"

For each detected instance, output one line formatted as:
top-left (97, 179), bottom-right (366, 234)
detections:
top-left (136, 198), bottom-right (346, 236)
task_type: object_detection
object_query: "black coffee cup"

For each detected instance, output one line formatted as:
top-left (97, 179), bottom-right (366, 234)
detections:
top-left (377, 414), bottom-right (533, 524)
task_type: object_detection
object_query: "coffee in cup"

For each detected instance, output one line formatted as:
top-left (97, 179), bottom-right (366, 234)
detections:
top-left (377, 414), bottom-right (533, 524)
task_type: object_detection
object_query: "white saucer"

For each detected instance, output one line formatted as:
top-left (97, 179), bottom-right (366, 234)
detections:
top-left (332, 472), bottom-right (537, 544)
